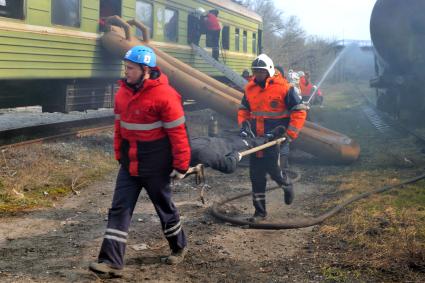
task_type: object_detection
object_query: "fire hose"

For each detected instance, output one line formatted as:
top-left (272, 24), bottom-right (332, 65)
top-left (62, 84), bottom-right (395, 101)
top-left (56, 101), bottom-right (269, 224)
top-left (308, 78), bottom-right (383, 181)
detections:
top-left (211, 171), bottom-right (425, 229)
top-left (186, 138), bottom-right (425, 229)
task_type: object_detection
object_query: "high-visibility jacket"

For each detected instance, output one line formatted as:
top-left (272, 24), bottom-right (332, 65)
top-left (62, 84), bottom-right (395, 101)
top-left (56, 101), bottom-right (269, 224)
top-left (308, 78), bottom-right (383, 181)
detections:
top-left (300, 76), bottom-right (314, 97)
top-left (238, 72), bottom-right (307, 140)
top-left (114, 69), bottom-right (191, 176)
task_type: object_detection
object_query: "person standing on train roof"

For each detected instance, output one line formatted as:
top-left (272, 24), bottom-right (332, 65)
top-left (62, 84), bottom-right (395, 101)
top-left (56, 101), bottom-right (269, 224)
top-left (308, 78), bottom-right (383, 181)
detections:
top-left (89, 45), bottom-right (191, 277)
top-left (238, 54), bottom-right (307, 223)
top-left (204, 9), bottom-right (221, 61)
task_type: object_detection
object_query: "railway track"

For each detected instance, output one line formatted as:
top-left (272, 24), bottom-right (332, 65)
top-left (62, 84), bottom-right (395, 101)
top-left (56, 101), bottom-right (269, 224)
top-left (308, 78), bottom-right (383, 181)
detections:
top-left (361, 105), bottom-right (392, 134)
top-left (356, 86), bottom-right (425, 146)
top-left (0, 115), bottom-right (114, 149)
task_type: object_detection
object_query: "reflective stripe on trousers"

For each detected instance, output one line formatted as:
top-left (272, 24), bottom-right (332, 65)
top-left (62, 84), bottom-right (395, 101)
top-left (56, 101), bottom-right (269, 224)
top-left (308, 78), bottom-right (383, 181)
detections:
top-left (97, 167), bottom-right (186, 268)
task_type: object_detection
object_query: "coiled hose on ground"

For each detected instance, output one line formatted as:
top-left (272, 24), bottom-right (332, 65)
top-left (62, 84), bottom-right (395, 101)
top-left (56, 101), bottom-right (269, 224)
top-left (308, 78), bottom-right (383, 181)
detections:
top-left (210, 171), bottom-right (425, 229)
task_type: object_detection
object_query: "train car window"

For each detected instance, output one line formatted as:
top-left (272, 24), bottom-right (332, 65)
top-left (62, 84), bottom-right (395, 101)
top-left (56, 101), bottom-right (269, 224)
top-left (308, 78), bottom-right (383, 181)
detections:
top-left (243, 30), bottom-right (247, 53)
top-left (222, 26), bottom-right (229, 50)
top-left (164, 8), bottom-right (178, 42)
top-left (52, 0), bottom-right (81, 27)
top-left (258, 29), bottom-right (263, 54)
top-left (0, 0), bottom-right (24, 19)
top-left (252, 33), bottom-right (257, 54)
top-left (100, 0), bottom-right (121, 18)
top-left (136, 1), bottom-right (153, 38)
top-left (235, 28), bottom-right (240, 52)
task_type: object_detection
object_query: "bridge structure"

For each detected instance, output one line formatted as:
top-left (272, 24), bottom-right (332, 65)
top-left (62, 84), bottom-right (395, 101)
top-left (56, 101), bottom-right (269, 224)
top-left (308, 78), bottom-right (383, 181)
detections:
top-left (331, 39), bottom-right (375, 82)
top-left (334, 39), bottom-right (374, 51)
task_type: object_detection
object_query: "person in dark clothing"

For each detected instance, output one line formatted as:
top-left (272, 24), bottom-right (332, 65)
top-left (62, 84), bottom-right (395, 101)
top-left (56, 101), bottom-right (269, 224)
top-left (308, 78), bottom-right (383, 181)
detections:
top-left (189, 124), bottom-right (287, 174)
top-left (242, 69), bottom-right (251, 81)
top-left (89, 46), bottom-right (191, 278)
top-left (187, 7), bottom-right (206, 45)
top-left (190, 135), bottom-right (264, 174)
top-left (205, 9), bottom-right (221, 60)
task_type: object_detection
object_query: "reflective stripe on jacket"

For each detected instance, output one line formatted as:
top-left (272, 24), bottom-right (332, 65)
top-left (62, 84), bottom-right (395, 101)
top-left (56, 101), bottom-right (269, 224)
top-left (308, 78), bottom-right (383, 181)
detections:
top-left (114, 69), bottom-right (191, 176)
top-left (237, 72), bottom-right (307, 140)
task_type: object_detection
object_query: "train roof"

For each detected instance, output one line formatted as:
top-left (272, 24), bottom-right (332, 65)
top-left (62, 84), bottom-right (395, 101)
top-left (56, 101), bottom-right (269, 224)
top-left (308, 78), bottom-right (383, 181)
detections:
top-left (205, 0), bottom-right (262, 23)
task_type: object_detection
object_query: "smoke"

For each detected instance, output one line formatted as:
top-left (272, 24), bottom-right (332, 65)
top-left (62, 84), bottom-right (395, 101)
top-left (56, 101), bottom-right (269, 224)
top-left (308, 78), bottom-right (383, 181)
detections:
top-left (330, 44), bottom-right (375, 82)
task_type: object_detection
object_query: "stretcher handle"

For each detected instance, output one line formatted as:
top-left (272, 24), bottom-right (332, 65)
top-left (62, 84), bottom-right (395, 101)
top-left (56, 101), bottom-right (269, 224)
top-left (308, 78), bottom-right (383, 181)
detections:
top-left (238, 137), bottom-right (286, 157)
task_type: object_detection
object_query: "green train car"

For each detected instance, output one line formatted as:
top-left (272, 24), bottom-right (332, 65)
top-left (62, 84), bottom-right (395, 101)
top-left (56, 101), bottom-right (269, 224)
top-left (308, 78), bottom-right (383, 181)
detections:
top-left (0, 0), bottom-right (262, 112)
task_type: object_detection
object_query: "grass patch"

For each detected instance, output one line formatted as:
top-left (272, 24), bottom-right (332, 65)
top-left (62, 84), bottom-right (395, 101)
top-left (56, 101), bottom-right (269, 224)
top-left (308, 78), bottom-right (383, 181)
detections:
top-left (0, 133), bottom-right (116, 214)
top-left (321, 265), bottom-right (361, 282)
top-left (314, 81), bottom-right (425, 281)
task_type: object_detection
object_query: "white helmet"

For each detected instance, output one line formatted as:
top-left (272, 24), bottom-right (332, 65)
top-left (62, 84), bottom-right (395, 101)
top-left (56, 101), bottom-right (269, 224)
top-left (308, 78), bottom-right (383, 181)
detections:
top-left (289, 72), bottom-right (300, 85)
top-left (251, 54), bottom-right (275, 77)
top-left (298, 71), bottom-right (305, 77)
top-left (195, 7), bottom-right (206, 15)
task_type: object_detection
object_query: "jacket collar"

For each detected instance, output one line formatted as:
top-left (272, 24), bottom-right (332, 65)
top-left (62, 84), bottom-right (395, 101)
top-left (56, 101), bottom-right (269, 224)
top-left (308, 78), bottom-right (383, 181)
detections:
top-left (247, 72), bottom-right (287, 91)
top-left (119, 67), bottom-right (168, 93)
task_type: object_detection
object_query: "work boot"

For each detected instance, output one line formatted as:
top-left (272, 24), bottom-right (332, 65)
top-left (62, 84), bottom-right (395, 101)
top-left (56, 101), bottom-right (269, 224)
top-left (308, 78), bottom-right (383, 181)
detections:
top-left (247, 213), bottom-right (267, 223)
top-left (282, 185), bottom-right (294, 205)
top-left (89, 262), bottom-right (123, 278)
top-left (161, 247), bottom-right (187, 265)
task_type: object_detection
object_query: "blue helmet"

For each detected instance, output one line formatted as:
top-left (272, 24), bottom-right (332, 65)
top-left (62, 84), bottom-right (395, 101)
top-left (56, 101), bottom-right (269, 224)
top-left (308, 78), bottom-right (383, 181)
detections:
top-left (124, 45), bottom-right (156, 68)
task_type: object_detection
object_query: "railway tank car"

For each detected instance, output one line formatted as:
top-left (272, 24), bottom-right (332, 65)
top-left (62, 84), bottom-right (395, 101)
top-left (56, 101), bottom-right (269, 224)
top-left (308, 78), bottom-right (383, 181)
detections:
top-left (370, 0), bottom-right (425, 121)
top-left (0, 0), bottom-right (262, 112)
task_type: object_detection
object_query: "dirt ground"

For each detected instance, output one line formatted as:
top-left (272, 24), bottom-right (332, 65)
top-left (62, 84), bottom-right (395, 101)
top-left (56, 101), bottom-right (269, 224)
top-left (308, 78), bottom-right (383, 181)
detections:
top-left (0, 164), bottom-right (326, 283)
top-left (0, 82), bottom-right (424, 282)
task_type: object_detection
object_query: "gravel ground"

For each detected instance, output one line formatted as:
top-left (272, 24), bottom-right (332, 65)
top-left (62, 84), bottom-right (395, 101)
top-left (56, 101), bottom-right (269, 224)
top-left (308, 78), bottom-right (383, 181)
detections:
top-left (0, 107), bottom-right (113, 131)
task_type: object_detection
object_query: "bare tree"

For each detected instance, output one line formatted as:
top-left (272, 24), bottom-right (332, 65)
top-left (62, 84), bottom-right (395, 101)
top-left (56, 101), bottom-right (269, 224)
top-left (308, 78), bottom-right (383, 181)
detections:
top-left (240, 0), bottom-right (336, 81)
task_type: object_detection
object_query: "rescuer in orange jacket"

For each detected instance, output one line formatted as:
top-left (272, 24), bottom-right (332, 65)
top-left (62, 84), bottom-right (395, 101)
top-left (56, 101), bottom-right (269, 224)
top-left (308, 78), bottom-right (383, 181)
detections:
top-left (90, 46), bottom-right (191, 277)
top-left (299, 71), bottom-right (314, 102)
top-left (300, 71), bottom-right (323, 106)
top-left (238, 54), bottom-right (307, 223)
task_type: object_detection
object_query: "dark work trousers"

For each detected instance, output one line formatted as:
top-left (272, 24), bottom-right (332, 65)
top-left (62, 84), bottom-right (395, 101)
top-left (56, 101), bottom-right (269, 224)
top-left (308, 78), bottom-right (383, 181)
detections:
top-left (97, 166), bottom-right (186, 269)
top-left (206, 29), bottom-right (220, 60)
top-left (280, 141), bottom-right (290, 172)
top-left (249, 143), bottom-right (292, 217)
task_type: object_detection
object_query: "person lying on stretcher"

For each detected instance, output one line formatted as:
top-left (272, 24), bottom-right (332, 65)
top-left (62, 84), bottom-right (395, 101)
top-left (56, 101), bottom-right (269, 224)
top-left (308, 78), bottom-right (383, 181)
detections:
top-left (189, 125), bottom-right (287, 174)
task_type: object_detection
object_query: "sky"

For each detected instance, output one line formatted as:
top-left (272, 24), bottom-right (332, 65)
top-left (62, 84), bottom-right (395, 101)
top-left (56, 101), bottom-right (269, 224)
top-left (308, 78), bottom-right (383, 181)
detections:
top-left (273, 0), bottom-right (376, 40)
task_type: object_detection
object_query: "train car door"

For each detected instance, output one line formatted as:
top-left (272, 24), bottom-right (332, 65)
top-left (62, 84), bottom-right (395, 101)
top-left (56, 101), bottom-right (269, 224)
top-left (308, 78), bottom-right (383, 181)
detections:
top-left (258, 29), bottom-right (263, 54)
top-left (99, 0), bottom-right (122, 31)
top-left (100, 0), bottom-right (121, 18)
top-left (222, 26), bottom-right (230, 50)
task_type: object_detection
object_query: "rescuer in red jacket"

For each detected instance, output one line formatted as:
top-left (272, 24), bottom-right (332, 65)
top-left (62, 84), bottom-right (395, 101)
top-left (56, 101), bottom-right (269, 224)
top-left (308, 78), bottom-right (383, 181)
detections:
top-left (205, 9), bottom-right (221, 60)
top-left (238, 54), bottom-right (307, 223)
top-left (89, 46), bottom-right (191, 277)
top-left (300, 71), bottom-right (323, 106)
top-left (299, 71), bottom-right (315, 101)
